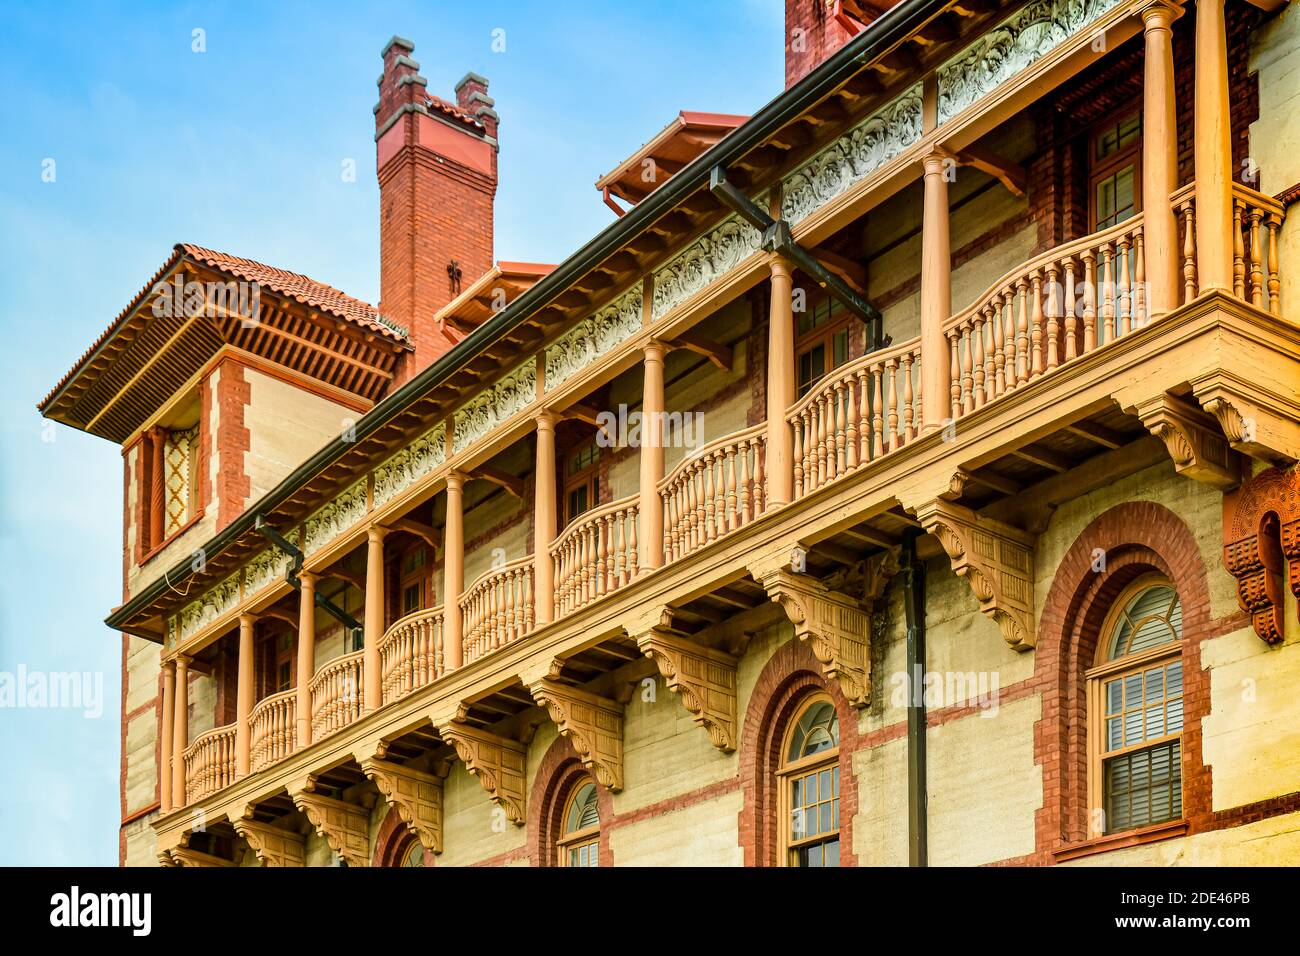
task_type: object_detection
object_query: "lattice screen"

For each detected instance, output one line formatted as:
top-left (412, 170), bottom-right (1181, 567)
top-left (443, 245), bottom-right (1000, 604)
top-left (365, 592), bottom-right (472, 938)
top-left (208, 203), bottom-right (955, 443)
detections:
top-left (164, 425), bottom-right (199, 536)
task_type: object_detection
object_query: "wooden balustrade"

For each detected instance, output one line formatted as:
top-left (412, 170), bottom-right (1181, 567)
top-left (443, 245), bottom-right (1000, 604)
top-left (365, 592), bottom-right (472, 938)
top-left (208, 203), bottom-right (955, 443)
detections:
top-left (551, 494), bottom-right (640, 616)
top-left (788, 340), bottom-right (921, 498)
top-left (379, 605), bottom-right (445, 705)
top-left (944, 213), bottom-right (1149, 420)
top-left (460, 557), bottom-right (535, 665)
top-left (310, 651), bottom-right (365, 740)
top-left (659, 423), bottom-right (767, 562)
top-left (1231, 183), bottom-right (1285, 315)
top-left (249, 689), bottom-right (297, 773)
top-left (183, 723), bottom-right (237, 804)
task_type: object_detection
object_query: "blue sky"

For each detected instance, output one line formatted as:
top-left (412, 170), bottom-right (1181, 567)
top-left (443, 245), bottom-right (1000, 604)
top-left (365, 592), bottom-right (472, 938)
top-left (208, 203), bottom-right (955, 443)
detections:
top-left (0, 2), bottom-right (783, 864)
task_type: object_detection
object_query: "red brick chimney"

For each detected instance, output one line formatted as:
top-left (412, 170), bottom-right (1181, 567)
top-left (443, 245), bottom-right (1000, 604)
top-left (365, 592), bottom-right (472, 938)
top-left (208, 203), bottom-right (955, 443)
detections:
top-left (786, 2), bottom-right (896, 89)
top-left (375, 36), bottom-right (499, 378)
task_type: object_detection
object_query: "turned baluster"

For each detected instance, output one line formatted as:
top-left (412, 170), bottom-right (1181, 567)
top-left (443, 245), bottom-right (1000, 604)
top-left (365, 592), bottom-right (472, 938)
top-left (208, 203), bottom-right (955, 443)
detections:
top-left (1232, 198), bottom-right (1246, 298)
top-left (1133, 228), bottom-right (1146, 327)
top-left (1248, 207), bottom-right (1264, 308)
top-left (1062, 257), bottom-right (1078, 362)
top-left (1117, 235), bottom-right (1132, 337)
top-left (901, 352), bottom-right (916, 443)
top-left (972, 313), bottom-right (986, 408)
top-left (1045, 262), bottom-right (1060, 371)
top-left (1100, 243), bottom-right (1115, 345)
top-left (949, 329), bottom-right (962, 420)
top-left (885, 358), bottom-right (899, 453)
top-left (1267, 214), bottom-right (1281, 315)
top-left (1180, 200), bottom-right (1197, 303)
top-left (1014, 279), bottom-right (1030, 385)
top-left (792, 416), bottom-right (805, 499)
top-left (1029, 270), bottom-right (1044, 378)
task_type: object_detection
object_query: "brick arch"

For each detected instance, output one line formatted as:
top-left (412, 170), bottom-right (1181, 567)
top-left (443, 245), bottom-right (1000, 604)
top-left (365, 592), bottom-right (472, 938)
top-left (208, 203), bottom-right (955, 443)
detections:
top-left (526, 734), bottom-right (614, 867)
top-left (1033, 500), bottom-right (1214, 859)
top-left (371, 802), bottom-right (434, 868)
top-left (738, 637), bottom-right (859, 866)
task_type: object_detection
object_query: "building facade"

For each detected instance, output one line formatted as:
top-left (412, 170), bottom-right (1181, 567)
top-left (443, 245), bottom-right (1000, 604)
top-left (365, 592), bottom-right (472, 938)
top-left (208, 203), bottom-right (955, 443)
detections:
top-left (39, 0), bottom-right (1300, 867)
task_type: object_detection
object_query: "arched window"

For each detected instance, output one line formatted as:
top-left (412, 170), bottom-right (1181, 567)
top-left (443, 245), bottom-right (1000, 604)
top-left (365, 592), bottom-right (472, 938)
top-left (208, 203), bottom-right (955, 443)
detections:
top-left (399, 838), bottom-right (425, 868)
top-left (1087, 579), bottom-right (1184, 836)
top-left (558, 779), bottom-right (601, 867)
top-left (779, 695), bottom-right (840, 866)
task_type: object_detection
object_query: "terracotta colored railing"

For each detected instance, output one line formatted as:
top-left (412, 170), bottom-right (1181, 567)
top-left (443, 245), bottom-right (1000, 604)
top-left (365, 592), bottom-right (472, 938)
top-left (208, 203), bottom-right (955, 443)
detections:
top-left (461, 557), bottom-right (535, 665)
top-left (1232, 184), bottom-right (1285, 315)
top-left (944, 212), bottom-right (1148, 420)
top-left (310, 651), bottom-right (364, 740)
top-left (183, 723), bottom-right (236, 804)
top-left (249, 689), bottom-right (297, 773)
top-left (379, 605), bottom-right (445, 705)
top-left (551, 494), bottom-right (640, 616)
top-left (659, 423), bottom-right (767, 562)
top-left (788, 338), bottom-right (921, 498)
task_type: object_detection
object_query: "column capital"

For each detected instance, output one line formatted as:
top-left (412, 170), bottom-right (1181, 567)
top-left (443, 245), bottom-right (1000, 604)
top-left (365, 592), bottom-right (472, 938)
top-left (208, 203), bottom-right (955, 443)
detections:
top-left (298, 569), bottom-right (318, 589)
top-left (767, 252), bottom-right (792, 278)
top-left (367, 524), bottom-right (389, 544)
top-left (445, 469), bottom-right (469, 489)
top-left (173, 653), bottom-right (193, 669)
top-left (238, 612), bottom-right (259, 627)
top-left (534, 408), bottom-right (558, 430)
top-left (642, 338), bottom-right (667, 360)
top-left (1139, 0), bottom-right (1180, 28)
top-left (921, 144), bottom-right (957, 174)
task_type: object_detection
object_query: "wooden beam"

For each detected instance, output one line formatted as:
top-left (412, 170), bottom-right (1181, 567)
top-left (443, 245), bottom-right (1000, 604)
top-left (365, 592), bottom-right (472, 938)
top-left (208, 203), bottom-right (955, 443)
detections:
top-left (957, 145), bottom-right (1027, 197)
top-left (471, 465), bottom-right (525, 498)
top-left (667, 331), bottom-right (733, 371)
top-left (810, 247), bottom-right (867, 292)
top-left (1066, 420), bottom-right (1126, 450)
top-left (1013, 443), bottom-right (1072, 473)
top-left (386, 517), bottom-right (440, 549)
top-left (563, 403), bottom-right (601, 426)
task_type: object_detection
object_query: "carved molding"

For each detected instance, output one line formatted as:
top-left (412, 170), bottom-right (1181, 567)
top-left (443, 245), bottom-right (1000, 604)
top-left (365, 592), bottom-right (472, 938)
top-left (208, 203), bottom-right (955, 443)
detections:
top-left (1197, 387), bottom-right (1300, 468)
top-left (782, 85), bottom-right (922, 225)
top-left (373, 423), bottom-right (447, 507)
top-left (302, 480), bottom-right (368, 557)
top-left (528, 678), bottom-right (625, 792)
top-left (230, 817), bottom-right (306, 867)
top-left (651, 216), bottom-right (761, 321)
top-left (545, 285), bottom-right (643, 391)
top-left (434, 718), bottom-right (527, 825)
top-left (756, 568), bottom-right (872, 707)
top-left (634, 611), bottom-right (739, 752)
top-left (1128, 393), bottom-right (1239, 490)
top-left (915, 500), bottom-right (1037, 650)
top-left (454, 360), bottom-right (537, 453)
top-left (360, 756), bottom-right (445, 854)
top-left (1223, 467), bottom-right (1300, 645)
top-left (174, 572), bottom-right (240, 644)
top-left (288, 779), bottom-right (371, 867)
top-left (937, 0), bottom-right (1126, 124)
top-left (863, 547), bottom-right (902, 606)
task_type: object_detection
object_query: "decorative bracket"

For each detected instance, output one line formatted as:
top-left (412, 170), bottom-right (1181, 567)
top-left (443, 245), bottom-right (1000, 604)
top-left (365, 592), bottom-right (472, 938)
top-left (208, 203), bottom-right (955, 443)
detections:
top-left (432, 711), bottom-right (527, 825)
top-left (359, 756), bottom-right (446, 854)
top-left (1223, 466), bottom-right (1300, 644)
top-left (169, 847), bottom-right (236, 867)
top-left (288, 777), bottom-right (371, 867)
top-left (1127, 393), bottom-right (1240, 490)
top-left (633, 608), bottom-right (739, 752)
top-left (224, 802), bottom-right (307, 867)
top-left (1192, 370), bottom-right (1300, 467)
top-left (755, 567), bottom-right (872, 706)
top-left (915, 499), bottom-right (1036, 650)
top-left (527, 676), bottom-right (625, 792)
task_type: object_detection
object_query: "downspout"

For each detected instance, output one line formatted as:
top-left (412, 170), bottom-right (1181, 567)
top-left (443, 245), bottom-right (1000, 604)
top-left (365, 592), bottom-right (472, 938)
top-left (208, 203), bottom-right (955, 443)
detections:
top-left (902, 528), bottom-right (927, 866)
top-left (254, 516), bottom-right (364, 645)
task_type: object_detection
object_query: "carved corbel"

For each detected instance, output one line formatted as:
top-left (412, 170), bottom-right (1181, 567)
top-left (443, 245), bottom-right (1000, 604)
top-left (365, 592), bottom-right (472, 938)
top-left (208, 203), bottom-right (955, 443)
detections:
top-left (223, 801), bottom-right (307, 867)
top-left (1223, 466), bottom-right (1300, 644)
top-left (359, 757), bottom-right (445, 855)
top-left (287, 777), bottom-right (371, 867)
top-left (1192, 371), bottom-right (1300, 467)
top-left (157, 851), bottom-right (178, 867)
top-left (169, 847), bottom-right (236, 867)
top-left (755, 568), bottom-right (872, 706)
top-left (433, 709), bottom-right (527, 825)
top-left (915, 499), bottom-right (1036, 650)
top-left (527, 676), bottom-right (625, 791)
top-left (1127, 393), bottom-right (1240, 489)
top-left (633, 608), bottom-right (739, 752)
top-left (863, 546), bottom-right (902, 606)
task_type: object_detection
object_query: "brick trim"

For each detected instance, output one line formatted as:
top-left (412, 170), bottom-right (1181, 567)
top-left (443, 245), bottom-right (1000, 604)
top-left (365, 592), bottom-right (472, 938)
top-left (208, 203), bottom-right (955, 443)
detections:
top-left (526, 734), bottom-right (614, 867)
top-left (737, 637), bottom-right (859, 866)
top-left (1033, 501), bottom-right (1215, 862)
top-left (371, 802), bottom-right (435, 867)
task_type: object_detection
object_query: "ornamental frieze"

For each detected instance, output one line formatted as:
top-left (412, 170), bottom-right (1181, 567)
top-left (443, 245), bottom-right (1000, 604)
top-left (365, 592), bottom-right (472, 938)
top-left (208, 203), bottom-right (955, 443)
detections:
top-left (651, 216), bottom-right (761, 321)
top-left (245, 543), bottom-right (294, 597)
top-left (175, 572), bottom-right (240, 643)
top-left (781, 85), bottom-right (922, 226)
top-left (303, 480), bottom-right (367, 556)
top-left (453, 359), bottom-right (537, 453)
top-left (373, 423), bottom-right (446, 507)
top-left (545, 285), bottom-right (643, 392)
top-left (937, 0), bottom-right (1126, 125)
top-left (1222, 467), bottom-right (1300, 645)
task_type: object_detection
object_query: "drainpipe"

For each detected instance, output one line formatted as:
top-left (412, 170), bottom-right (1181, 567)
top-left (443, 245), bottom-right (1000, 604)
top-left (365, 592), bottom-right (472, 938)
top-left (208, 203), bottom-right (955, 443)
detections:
top-left (902, 528), bottom-right (927, 866)
top-left (254, 516), bottom-right (363, 644)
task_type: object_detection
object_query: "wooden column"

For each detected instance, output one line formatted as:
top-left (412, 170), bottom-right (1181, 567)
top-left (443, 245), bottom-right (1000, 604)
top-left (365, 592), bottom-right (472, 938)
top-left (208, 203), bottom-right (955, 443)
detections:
top-left (296, 571), bottom-right (316, 748)
top-left (235, 614), bottom-right (256, 777)
top-left (639, 342), bottom-right (666, 570)
top-left (534, 412), bottom-right (558, 625)
top-left (160, 658), bottom-right (175, 813)
top-left (1143, 2), bottom-right (1180, 315)
top-left (363, 526), bottom-right (387, 711)
top-left (921, 150), bottom-right (952, 432)
top-left (444, 473), bottom-right (466, 670)
top-left (148, 426), bottom-right (167, 550)
top-left (172, 655), bottom-right (190, 806)
top-left (766, 257), bottom-right (796, 505)
top-left (1194, 0), bottom-right (1233, 292)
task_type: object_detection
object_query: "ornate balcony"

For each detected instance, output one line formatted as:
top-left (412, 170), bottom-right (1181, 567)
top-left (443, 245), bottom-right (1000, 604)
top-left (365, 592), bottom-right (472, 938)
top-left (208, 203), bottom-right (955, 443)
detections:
top-left (249, 689), bottom-right (297, 774)
top-left (310, 651), bottom-right (364, 740)
top-left (183, 724), bottom-right (236, 805)
top-left (461, 556), bottom-right (535, 665)
top-left (552, 493), bottom-right (641, 615)
top-left (660, 424), bottom-right (768, 562)
top-left (379, 605), bottom-right (445, 706)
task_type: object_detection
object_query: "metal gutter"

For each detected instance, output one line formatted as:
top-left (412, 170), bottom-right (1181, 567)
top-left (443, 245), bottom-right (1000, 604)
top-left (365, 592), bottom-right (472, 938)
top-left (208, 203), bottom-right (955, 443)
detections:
top-left (105, 0), bottom-right (949, 634)
top-left (902, 528), bottom-right (928, 866)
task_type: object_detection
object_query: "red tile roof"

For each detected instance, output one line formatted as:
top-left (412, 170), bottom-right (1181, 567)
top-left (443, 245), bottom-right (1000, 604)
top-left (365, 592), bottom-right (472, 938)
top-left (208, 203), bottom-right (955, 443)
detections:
top-left (39, 243), bottom-right (406, 412)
